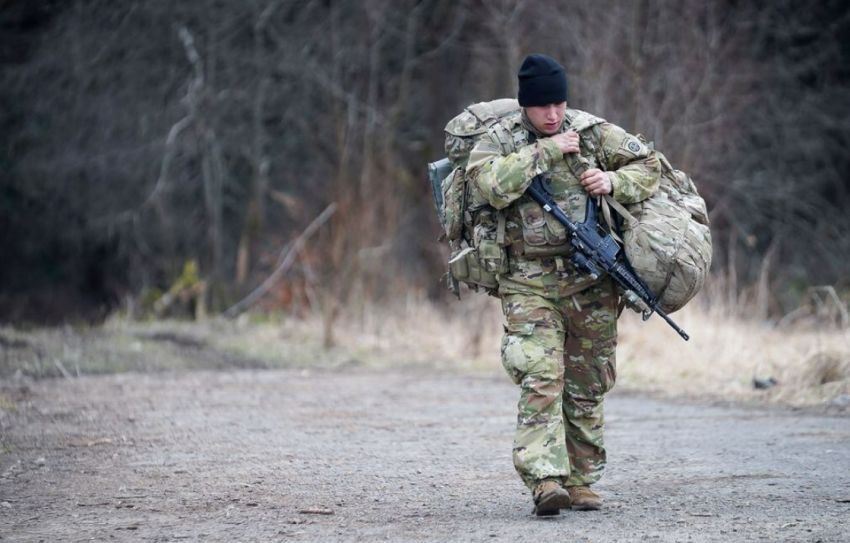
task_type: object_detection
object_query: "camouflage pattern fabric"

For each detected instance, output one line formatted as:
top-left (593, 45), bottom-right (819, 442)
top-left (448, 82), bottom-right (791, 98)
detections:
top-left (618, 152), bottom-right (713, 314)
top-left (464, 105), bottom-right (661, 490)
top-left (467, 108), bottom-right (661, 298)
top-left (444, 98), bottom-right (520, 170)
top-left (501, 279), bottom-right (618, 489)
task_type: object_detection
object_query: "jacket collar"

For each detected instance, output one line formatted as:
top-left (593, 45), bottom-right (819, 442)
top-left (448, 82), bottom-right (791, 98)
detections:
top-left (520, 108), bottom-right (568, 142)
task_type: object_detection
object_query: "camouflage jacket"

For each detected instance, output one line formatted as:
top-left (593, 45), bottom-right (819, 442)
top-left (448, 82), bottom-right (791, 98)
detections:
top-left (466, 107), bottom-right (661, 298)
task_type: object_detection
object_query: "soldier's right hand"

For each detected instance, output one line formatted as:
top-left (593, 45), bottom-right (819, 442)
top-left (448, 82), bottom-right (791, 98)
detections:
top-left (549, 131), bottom-right (580, 154)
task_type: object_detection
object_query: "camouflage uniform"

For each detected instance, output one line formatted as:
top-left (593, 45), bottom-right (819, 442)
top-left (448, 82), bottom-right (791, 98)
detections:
top-left (466, 107), bottom-right (661, 489)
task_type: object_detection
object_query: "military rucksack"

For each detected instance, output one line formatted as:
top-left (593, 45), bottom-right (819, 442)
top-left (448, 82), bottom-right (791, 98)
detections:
top-left (603, 151), bottom-right (712, 314)
top-left (428, 98), bottom-right (521, 295)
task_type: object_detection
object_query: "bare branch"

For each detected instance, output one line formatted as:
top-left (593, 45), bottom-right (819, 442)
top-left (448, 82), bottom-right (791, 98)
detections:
top-left (223, 203), bottom-right (338, 319)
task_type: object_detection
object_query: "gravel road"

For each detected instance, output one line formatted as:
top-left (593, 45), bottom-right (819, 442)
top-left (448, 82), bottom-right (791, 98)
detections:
top-left (1, 368), bottom-right (849, 542)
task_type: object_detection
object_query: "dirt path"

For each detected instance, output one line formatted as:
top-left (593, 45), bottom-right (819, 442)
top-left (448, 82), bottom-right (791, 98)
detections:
top-left (1, 368), bottom-right (849, 542)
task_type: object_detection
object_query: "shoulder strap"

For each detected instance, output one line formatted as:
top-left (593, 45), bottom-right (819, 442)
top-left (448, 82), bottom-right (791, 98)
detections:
top-left (466, 98), bottom-right (520, 126)
top-left (486, 112), bottom-right (523, 155)
top-left (602, 194), bottom-right (638, 228)
top-left (565, 109), bottom-right (606, 133)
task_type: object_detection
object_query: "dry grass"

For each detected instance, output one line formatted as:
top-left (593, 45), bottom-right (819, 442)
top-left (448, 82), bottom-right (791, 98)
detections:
top-left (331, 293), bottom-right (850, 408)
top-left (313, 289), bottom-right (850, 408)
top-left (616, 301), bottom-right (850, 407)
top-left (1, 290), bottom-right (848, 409)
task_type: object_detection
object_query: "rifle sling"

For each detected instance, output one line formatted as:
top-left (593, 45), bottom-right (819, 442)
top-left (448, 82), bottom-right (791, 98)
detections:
top-left (602, 194), bottom-right (638, 228)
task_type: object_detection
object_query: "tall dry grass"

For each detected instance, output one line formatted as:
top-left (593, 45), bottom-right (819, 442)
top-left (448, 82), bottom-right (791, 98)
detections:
top-left (616, 300), bottom-right (850, 407)
top-left (306, 282), bottom-right (850, 408)
top-left (2, 281), bottom-right (847, 409)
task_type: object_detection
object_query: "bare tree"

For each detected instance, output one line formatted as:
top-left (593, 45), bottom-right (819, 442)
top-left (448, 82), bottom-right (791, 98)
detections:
top-left (2, 0), bottom-right (849, 322)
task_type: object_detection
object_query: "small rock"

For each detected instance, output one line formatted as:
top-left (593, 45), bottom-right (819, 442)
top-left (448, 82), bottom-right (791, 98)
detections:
top-left (753, 376), bottom-right (778, 390)
top-left (298, 508), bottom-right (334, 515)
top-left (34, 457), bottom-right (46, 466)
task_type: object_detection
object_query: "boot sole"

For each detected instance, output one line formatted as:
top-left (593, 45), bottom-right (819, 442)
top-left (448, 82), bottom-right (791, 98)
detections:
top-left (534, 491), bottom-right (572, 516)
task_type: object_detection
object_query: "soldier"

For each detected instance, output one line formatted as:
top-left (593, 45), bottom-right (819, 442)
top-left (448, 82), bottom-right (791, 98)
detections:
top-left (465, 54), bottom-right (661, 516)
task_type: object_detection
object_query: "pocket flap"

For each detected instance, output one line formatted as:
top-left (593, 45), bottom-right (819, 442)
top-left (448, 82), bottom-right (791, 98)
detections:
top-left (505, 322), bottom-right (535, 336)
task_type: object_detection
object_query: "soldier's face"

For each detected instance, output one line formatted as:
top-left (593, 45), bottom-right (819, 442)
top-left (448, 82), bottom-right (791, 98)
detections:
top-left (525, 102), bottom-right (567, 135)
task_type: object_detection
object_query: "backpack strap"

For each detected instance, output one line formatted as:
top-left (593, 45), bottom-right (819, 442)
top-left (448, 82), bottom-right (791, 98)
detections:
top-left (466, 98), bottom-right (519, 125)
top-left (590, 124), bottom-right (610, 170)
top-left (601, 194), bottom-right (638, 228)
top-left (565, 109), bottom-right (608, 169)
top-left (489, 122), bottom-right (516, 155)
top-left (565, 109), bottom-right (606, 133)
top-left (496, 212), bottom-right (506, 246)
top-left (600, 193), bottom-right (639, 247)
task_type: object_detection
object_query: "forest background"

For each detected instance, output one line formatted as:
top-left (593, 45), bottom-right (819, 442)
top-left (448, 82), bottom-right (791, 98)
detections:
top-left (1, 1), bottom-right (850, 405)
top-left (4, 9), bottom-right (850, 541)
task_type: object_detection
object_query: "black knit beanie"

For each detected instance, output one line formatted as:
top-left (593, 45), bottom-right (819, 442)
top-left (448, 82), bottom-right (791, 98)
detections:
top-left (517, 54), bottom-right (568, 107)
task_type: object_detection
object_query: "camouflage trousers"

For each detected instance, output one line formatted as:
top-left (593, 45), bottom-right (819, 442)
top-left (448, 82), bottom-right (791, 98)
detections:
top-left (500, 279), bottom-right (618, 489)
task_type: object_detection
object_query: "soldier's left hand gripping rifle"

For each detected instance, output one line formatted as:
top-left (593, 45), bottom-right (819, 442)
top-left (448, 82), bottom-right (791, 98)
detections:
top-left (525, 175), bottom-right (690, 341)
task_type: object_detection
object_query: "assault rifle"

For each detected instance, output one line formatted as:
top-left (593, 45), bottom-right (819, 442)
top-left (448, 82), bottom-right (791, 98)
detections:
top-left (526, 175), bottom-right (690, 341)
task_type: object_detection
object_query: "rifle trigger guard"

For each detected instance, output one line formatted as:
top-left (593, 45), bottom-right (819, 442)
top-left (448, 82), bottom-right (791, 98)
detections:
top-left (641, 310), bottom-right (652, 321)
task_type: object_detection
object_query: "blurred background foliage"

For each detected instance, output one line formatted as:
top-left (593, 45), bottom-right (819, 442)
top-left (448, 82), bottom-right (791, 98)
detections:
top-left (1, 0), bottom-right (849, 324)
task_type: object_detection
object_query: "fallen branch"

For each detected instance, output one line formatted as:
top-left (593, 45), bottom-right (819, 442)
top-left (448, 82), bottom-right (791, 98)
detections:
top-left (223, 203), bottom-right (337, 319)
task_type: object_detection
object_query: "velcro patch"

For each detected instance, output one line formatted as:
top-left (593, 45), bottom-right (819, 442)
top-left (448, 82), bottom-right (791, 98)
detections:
top-left (620, 136), bottom-right (647, 157)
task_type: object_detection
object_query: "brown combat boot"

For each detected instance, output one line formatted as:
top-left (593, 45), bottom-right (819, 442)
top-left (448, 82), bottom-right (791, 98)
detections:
top-left (532, 479), bottom-right (571, 516)
top-left (566, 485), bottom-right (603, 510)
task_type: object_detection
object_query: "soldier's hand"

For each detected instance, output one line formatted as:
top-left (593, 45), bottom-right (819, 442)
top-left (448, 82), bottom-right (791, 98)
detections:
top-left (580, 168), bottom-right (613, 195)
top-left (549, 131), bottom-right (580, 154)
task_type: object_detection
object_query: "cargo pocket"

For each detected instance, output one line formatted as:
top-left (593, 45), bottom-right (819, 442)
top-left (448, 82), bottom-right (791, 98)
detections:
top-left (517, 201), bottom-right (547, 247)
top-left (500, 322), bottom-right (536, 385)
top-left (449, 243), bottom-right (498, 290)
top-left (543, 213), bottom-right (567, 245)
top-left (590, 331), bottom-right (618, 397)
top-left (477, 239), bottom-right (508, 274)
top-left (598, 357), bottom-right (617, 396)
top-left (474, 219), bottom-right (508, 275)
top-left (448, 245), bottom-right (471, 281)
